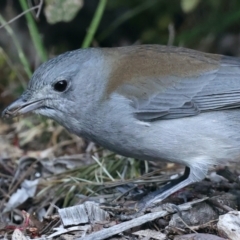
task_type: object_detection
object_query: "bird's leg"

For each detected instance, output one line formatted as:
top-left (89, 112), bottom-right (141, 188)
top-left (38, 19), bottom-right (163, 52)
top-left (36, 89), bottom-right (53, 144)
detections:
top-left (138, 164), bottom-right (208, 209)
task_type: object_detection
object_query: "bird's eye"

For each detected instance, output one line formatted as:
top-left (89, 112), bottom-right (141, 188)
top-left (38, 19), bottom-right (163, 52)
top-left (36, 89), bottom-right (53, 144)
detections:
top-left (53, 80), bottom-right (68, 92)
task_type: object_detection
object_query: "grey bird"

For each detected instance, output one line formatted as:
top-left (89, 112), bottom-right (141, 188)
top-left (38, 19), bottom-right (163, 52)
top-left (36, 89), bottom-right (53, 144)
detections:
top-left (3, 45), bottom-right (240, 205)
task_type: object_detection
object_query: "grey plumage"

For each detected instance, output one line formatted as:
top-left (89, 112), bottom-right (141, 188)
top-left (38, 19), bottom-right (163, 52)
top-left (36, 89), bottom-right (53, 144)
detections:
top-left (3, 45), bottom-right (240, 205)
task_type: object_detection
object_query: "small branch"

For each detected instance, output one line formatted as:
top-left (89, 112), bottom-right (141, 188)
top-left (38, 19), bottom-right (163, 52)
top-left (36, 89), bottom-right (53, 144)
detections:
top-left (0, 1), bottom-right (42, 30)
top-left (77, 198), bottom-right (208, 240)
top-left (27, 0), bottom-right (43, 19)
top-left (81, 0), bottom-right (107, 48)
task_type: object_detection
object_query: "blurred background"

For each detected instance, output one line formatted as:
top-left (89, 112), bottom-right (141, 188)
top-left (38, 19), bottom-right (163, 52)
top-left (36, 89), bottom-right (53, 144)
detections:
top-left (1, 0), bottom-right (240, 112)
top-left (1, 0), bottom-right (240, 217)
top-left (0, 0), bottom-right (240, 110)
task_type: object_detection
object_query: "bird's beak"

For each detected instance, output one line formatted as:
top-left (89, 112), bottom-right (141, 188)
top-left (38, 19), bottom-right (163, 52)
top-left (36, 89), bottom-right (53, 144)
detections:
top-left (2, 94), bottom-right (44, 118)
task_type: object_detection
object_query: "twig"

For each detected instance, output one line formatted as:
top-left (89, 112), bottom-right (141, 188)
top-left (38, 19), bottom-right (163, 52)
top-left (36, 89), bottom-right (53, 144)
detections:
top-left (27, 0), bottom-right (43, 19)
top-left (190, 219), bottom-right (218, 231)
top-left (0, 0), bottom-right (42, 30)
top-left (177, 215), bottom-right (198, 234)
top-left (111, 185), bottom-right (137, 202)
top-left (77, 198), bottom-right (208, 240)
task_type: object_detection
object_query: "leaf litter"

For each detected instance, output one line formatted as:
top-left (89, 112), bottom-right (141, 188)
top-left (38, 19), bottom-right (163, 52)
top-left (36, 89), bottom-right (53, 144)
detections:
top-left (0, 117), bottom-right (240, 240)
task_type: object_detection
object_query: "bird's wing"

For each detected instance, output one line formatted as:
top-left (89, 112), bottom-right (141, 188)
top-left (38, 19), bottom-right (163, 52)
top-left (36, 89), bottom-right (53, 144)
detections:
top-left (120, 71), bottom-right (218, 121)
top-left (135, 56), bottom-right (240, 121)
top-left (106, 46), bottom-right (240, 121)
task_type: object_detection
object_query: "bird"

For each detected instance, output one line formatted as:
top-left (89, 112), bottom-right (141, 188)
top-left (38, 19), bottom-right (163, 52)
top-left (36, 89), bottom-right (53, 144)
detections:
top-left (3, 44), bottom-right (240, 206)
